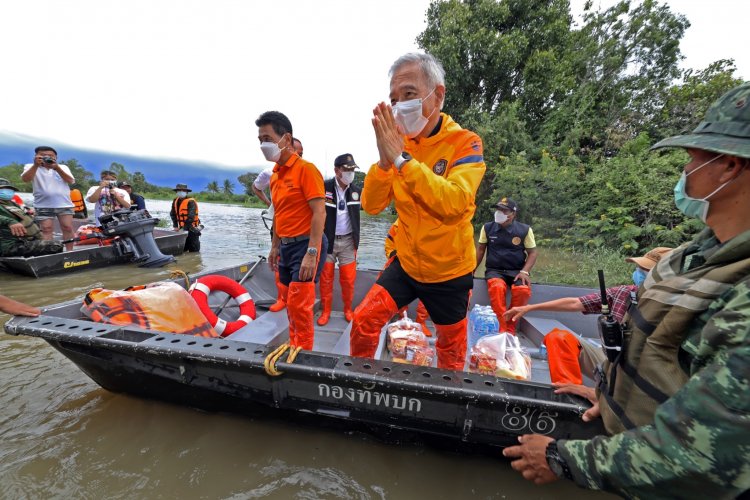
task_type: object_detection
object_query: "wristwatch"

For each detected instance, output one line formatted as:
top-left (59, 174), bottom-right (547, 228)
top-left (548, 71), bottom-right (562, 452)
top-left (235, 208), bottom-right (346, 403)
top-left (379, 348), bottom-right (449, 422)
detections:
top-left (545, 441), bottom-right (573, 480)
top-left (519, 270), bottom-right (530, 276)
top-left (393, 152), bottom-right (412, 171)
top-left (306, 247), bottom-right (318, 257)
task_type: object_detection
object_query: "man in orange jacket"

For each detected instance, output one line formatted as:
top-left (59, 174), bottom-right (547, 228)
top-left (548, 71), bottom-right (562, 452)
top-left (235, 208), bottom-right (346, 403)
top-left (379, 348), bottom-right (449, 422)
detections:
top-left (256, 111), bottom-right (327, 351)
top-left (350, 52), bottom-right (486, 370)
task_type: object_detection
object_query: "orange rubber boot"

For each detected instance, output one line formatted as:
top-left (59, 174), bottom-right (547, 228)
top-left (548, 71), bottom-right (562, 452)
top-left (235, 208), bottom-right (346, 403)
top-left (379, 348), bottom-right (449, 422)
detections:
top-left (316, 262), bottom-right (335, 326)
top-left (507, 284), bottom-right (532, 334)
top-left (350, 284), bottom-right (398, 358)
top-left (487, 278), bottom-right (508, 331)
top-left (269, 271), bottom-right (288, 312)
top-left (543, 328), bottom-right (583, 384)
top-left (287, 281), bottom-right (316, 350)
top-left (434, 318), bottom-right (468, 370)
top-left (416, 300), bottom-right (433, 337)
top-left (339, 261), bottom-right (357, 322)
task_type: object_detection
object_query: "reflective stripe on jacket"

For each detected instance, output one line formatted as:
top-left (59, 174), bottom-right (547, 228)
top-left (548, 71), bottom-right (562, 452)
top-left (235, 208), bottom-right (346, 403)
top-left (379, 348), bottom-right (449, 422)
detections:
top-left (362, 113), bottom-right (485, 283)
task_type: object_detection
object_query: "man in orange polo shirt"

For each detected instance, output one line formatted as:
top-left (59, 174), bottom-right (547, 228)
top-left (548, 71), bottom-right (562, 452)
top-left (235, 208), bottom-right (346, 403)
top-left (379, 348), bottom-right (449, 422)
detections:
top-left (350, 52), bottom-right (486, 370)
top-left (255, 111), bottom-right (327, 351)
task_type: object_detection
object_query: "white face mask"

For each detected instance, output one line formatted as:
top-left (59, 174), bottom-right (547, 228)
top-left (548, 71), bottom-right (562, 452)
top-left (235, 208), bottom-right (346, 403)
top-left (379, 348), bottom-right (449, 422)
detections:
top-left (340, 171), bottom-right (355, 185)
top-left (494, 210), bottom-right (508, 224)
top-left (392, 88), bottom-right (436, 138)
top-left (177, 191), bottom-right (187, 199)
top-left (260, 135), bottom-right (286, 162)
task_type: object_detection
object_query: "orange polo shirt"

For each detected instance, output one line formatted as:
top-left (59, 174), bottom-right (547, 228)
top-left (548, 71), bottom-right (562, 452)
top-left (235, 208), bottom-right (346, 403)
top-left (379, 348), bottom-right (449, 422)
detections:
top-left (270, 154), bottom-right (324, 238)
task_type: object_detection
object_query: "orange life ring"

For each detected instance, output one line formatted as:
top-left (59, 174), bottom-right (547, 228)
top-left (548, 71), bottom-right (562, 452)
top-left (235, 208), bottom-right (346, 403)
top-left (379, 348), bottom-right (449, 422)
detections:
top-left (189, 275), bottom-right (256, 337)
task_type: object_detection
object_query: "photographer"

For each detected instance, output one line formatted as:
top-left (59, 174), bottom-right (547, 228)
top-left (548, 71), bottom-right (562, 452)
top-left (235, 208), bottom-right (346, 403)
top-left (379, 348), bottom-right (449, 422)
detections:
top-left (21, 146), bottom-right (75, 251)
top-left (85, 170), bottom-right (131, 226)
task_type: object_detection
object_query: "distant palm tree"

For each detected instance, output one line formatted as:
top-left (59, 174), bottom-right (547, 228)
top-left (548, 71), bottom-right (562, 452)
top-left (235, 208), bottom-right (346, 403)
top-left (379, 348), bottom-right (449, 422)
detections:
top-left (206, 181), bottom-right (220, 193)
top-left (222, 179), bottom-right (234, 195)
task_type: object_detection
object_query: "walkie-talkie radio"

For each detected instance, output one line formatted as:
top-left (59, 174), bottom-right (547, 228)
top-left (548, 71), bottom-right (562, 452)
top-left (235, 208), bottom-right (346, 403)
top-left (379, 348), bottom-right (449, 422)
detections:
top-left (597, 270), bottom-right (623, 362)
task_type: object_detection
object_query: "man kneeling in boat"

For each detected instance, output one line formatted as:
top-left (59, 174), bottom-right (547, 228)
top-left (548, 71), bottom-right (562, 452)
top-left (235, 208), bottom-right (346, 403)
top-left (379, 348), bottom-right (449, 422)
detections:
top-left (0, 178), bottom-right (63, 257)
top-left (504, 246), bottom-right (672, 385)
top-left (350, 52), bottom-right (485, 370)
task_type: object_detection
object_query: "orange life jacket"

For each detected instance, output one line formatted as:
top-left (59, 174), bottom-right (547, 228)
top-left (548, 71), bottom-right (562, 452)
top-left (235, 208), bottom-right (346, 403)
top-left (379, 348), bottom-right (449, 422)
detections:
top-left (74, 224), bottom-right (114, 246)
top-left (82, 282), bottom-right (218, 337)
top-left (173, 197), bottom-right (201, 228)
top-left (70, 189), bottom-right (86, 215)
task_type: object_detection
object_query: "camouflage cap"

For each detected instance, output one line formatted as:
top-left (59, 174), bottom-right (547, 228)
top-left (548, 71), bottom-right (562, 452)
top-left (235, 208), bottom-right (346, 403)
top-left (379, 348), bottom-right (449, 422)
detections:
top-left (0, 178), bottom-right (18, 191)
top-left (651, 82), bottom-right (750, 158)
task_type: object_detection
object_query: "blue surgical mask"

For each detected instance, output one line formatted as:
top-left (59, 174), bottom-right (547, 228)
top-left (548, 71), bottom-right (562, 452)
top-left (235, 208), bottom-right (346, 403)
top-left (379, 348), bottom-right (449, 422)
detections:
top-left (673, 153), bottom-right (729, 222)
top-left (0, 188), bottom-right (15, 200)
top-left (176, 191), bottom-right (187, 199)
top-left (632, 268), bottom-right (648, 287)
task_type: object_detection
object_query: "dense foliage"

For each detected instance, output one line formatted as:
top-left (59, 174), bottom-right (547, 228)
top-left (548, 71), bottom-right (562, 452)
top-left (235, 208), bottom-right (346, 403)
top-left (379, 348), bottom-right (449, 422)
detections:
top-left (418, 0), bottom-right (742, 253)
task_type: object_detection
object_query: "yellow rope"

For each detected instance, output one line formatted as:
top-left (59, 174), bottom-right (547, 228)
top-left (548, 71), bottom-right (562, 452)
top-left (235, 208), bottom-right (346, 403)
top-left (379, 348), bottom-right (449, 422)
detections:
top-left (263, 343), bottom-right (303, 376)
top-left (286, 345), bottom-right (302, 364)
top-left (169, 269), bottom-right (190, 289)
top-left (264, 343), bottom-right (290, 376)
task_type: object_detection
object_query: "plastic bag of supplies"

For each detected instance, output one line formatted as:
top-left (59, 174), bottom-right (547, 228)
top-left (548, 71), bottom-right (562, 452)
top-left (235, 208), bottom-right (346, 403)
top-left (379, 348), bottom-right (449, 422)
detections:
top-left (82, 281), bottom-right (218, 337)
top-left (469, 332), bottom-right (531, 380)
top-left (386, 312), bottom-right (434, 366)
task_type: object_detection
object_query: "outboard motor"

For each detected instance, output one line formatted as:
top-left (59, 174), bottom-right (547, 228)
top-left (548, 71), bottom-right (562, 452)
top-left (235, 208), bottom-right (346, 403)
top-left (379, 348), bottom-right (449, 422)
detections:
top-left (99, 209), bottom-right (175, 267)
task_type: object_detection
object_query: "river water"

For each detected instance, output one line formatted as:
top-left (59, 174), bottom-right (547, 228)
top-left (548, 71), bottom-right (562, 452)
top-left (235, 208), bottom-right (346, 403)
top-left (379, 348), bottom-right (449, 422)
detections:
top-left (0, 199), bottom-right (613, 499)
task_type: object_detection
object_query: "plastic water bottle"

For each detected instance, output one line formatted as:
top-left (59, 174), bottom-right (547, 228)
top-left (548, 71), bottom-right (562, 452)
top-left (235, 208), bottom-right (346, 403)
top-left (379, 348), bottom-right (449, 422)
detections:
top-left (469, 306), bottom-right (500, 348)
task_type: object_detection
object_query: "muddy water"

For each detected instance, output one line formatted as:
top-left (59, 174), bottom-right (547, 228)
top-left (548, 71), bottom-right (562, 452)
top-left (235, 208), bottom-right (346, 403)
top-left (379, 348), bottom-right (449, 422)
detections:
top-left (0, 199), bottom-right (613, 499)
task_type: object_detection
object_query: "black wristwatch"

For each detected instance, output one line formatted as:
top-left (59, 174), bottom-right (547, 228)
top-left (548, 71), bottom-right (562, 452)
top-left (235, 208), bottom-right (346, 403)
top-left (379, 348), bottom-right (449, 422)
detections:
top-left (393, 152), bottom-right (412, 171)
top-left (545, 441), bottom-right (573, 480)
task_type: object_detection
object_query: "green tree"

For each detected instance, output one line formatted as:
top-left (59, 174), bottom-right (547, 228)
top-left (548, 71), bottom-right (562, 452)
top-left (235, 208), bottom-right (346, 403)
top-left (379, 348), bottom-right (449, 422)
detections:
top-left (109, 162), bottom-right (129, 182)
top-left (651, 59), bottom-right (742, 141)
top-left (206, 181), bottom-right (220, 193)
top-left (222, 179), bottom-right (234, 195)
top-left (237, 172), bottom-right (258, 195)
top-left (63, 158), bottom-right (96, 190)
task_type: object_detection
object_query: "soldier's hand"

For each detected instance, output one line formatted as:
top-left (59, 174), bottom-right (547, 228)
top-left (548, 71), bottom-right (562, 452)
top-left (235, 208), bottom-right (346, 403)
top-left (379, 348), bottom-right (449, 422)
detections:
top-left (553, 383), bottom-right (600, 422)
top-left (503, 434), bottom-right (559, 484)
top-left (9, 222), bottom-right (27, 237)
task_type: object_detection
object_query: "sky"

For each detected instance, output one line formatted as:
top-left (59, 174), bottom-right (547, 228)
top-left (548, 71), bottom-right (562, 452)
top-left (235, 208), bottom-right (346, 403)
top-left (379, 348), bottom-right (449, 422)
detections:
top-left (1, 0), bottom-right (748, 178)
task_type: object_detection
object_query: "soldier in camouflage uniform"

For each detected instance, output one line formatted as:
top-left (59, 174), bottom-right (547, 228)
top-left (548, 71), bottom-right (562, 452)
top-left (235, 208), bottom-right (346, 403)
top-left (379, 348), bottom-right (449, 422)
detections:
top-left (503, 83), bottom-right (750, 498)
top-left (0, 178), bottom-right (63, 257)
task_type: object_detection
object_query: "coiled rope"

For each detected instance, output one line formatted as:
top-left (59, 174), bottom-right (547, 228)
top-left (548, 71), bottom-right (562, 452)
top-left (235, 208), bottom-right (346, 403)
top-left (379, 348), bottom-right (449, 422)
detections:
top-left (169, 269), bottom-right (191, 289)
top-left (263, 343), bottom-right (302, 376)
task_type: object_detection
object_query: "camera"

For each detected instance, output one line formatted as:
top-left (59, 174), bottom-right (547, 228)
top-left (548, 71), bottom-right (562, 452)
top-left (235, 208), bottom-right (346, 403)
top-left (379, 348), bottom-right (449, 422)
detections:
top-left (42, 156), bottom-right (55, 164)
top-left (108, 180), bottom-right (118, 188)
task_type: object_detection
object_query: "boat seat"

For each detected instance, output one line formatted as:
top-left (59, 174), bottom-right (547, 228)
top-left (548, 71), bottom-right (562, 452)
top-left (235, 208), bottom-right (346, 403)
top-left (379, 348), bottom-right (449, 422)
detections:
top-left (225, 310), bottom-right (289, 344)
